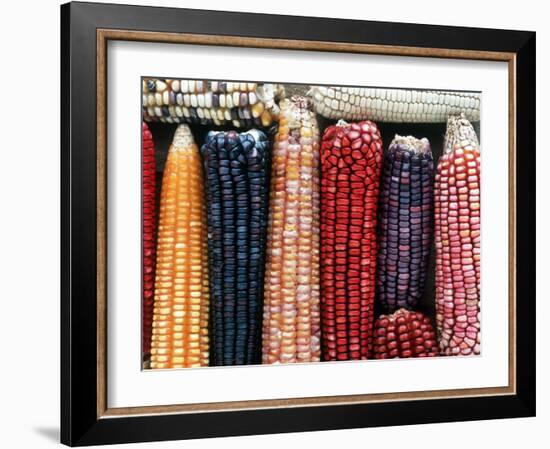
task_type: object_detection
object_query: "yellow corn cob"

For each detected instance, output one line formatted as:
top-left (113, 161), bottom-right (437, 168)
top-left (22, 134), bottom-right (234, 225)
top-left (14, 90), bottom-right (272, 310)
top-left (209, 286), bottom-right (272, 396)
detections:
top-left (262, 97), bottom-right (321, 364)
top-left (150, 124), bottom-right (209, 369)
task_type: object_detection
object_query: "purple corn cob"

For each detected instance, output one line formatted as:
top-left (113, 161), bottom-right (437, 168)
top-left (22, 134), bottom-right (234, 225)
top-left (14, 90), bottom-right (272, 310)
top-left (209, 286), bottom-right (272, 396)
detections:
top-left (377, 135), bottom-right (434, 312)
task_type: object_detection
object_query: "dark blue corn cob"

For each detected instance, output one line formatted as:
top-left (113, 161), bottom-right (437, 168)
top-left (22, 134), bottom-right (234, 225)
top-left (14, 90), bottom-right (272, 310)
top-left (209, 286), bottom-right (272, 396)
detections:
top-left (377, 135), bottom-right (434, 312)
top-left (201, 129), bottom-right (271, 366)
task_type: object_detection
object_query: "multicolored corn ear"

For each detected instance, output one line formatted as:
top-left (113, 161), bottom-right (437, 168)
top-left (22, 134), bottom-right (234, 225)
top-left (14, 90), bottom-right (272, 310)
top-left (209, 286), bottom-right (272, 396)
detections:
top-left (373, 309), bottom-right (438, 359)
top-left (435, 114), bottom-right (481, 356)
top-left (309, 86), bottom-right (480, 123)
top-left (262, 97), bottom-right (321, 364)
top-left (142, 78), bottom-right (282, 128)
top-left (150, 124), bottom-right (210, 369)
top-left (142, 122), bottom-right (156, 358)
top-left (377, 135), bottom-right (434, 312)
top-left (320, 120), bottom-right (384, 361)
top-left (201, 129), bottom-right (271, 366)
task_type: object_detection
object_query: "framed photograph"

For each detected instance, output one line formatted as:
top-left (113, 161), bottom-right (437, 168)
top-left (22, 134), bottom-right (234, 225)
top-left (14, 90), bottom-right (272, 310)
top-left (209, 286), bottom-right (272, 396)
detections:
top-left (61, 1), bottom-right (535, 446)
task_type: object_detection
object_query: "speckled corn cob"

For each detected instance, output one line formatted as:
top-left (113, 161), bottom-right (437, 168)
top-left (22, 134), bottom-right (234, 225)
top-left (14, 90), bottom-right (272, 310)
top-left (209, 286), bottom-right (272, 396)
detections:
top-left (309, 86), bottom-right (480, 123)
top-left (435, 114), bottom-right (481, 356)
top-left (142, 79), bottom-right (282, 128)
top-left (201, 129), bottom-right (271, 366)
top-left (373, 309), bottom-right (438, 359)
top-left (150, 124), bottom-right (209, 369)
top-left (377, 135), bottom-right (434, 312)
top-left (262, 97), bottom-right (321, 364)
top-left (142, 122), bottom-right (156, 358)
top-left (320, 120), bottom-right (383, 361)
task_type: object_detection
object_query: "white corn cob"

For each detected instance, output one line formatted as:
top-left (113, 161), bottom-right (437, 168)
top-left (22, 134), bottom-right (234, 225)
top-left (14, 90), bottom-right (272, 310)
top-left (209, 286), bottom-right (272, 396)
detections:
top-left (309, 86), bottom-right (480, 123)
top-left (142, 78), bottom-right (283, 128)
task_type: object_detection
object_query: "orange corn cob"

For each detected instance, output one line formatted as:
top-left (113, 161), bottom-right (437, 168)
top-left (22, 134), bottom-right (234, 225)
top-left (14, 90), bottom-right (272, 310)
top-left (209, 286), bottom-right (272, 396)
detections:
top-left (262, 97), bottom-right (321, 364)
top-left (150, 124), bottom-right (209, 368)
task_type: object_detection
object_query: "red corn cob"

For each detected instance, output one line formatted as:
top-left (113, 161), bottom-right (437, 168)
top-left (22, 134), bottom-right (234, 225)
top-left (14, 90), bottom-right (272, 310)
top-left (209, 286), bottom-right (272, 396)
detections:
top-left (320, 120), bottom-right (383, 361)
top-left (142, 122), bottom-right (156, 357)
top-left (435, 114), bottom-right (481, 356)
top-left (373, 309), bottom-right (438, 359)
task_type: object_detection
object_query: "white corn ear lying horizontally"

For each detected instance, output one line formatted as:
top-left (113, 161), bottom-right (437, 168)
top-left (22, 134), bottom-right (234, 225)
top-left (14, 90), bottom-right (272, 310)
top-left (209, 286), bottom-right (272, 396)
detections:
top-left (309, 86), bottom-right (480, 123)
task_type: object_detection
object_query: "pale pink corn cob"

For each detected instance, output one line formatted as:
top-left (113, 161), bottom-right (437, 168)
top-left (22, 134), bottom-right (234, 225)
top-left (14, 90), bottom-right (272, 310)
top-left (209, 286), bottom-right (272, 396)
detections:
top-left (435, 114), bottom-right (481, 356)
top-left (262, 97), bottom-right (321, 364)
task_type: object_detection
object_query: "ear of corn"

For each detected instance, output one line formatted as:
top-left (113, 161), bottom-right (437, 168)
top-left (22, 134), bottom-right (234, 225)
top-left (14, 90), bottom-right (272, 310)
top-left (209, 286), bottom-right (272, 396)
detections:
top-left (435, 114), bottom-right (481, 356)
top-left (377, 135), bottom-right (434, 312)
top-left (201, 129), bottom-right (271, 366)
top-left (320, 120), bottom-right (383, 361)
top-left (309, 86), bottom-right (480, 123)
top-left (150, 124), bottom-right (209, 369)
top-left (142, 79), bottom-right (282, 128)
top-left (142, 122), bottom-right (156, 358)
top-left (262, 97), bottom-right (321, 364)
top-left (373, 309), bottom-right (438, 358)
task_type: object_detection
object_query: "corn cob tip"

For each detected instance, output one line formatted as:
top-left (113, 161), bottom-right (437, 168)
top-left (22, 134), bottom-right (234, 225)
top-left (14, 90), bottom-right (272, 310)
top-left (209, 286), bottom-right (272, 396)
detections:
top-left (172, 123), bottom-right (195, 147)
top-left (443, 113), bottom-right (479, 153)
top-left (335, 118), bottom-right (349, 128)
top-left (278, 96), bottom-right (315, 130)
top-left (242, 128), bottom-right (269, 145)
top-left (255, 83), bottom-right (284, 101)
top-left (373, 308), bottom-right (438, 359)
top-left (288, 95), bottom-right (311, 109)
top-left (205, 128), bottom-right (266, 144)
top-left (256, 83), bottom-right (284, 117)
top-left (390, 134), bottom-right (431, 155)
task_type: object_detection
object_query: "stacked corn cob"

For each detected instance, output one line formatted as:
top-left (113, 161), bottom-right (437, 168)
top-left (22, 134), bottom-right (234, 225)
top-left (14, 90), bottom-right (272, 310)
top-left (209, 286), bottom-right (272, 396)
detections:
top-left (201, 129), bottom-right (271, 365)
top-left (262, 97), bottom-right (321, 364)
top-left (142, 79), bottom-right (282, 128)
top-left (150, 124), bottom-right (210, 369)
top-left (377, 135), bottom-right (434, 312)
top-left (373, 309), bottom-right (438, 358)
top-left (435, 114), bottom-right (481, 356)
top-left (142, 122), bottom-right (156, 358)
top-left (320, 120), bottom-right (384, 361)
top-left (309, 86), bottom-right (480, 123)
